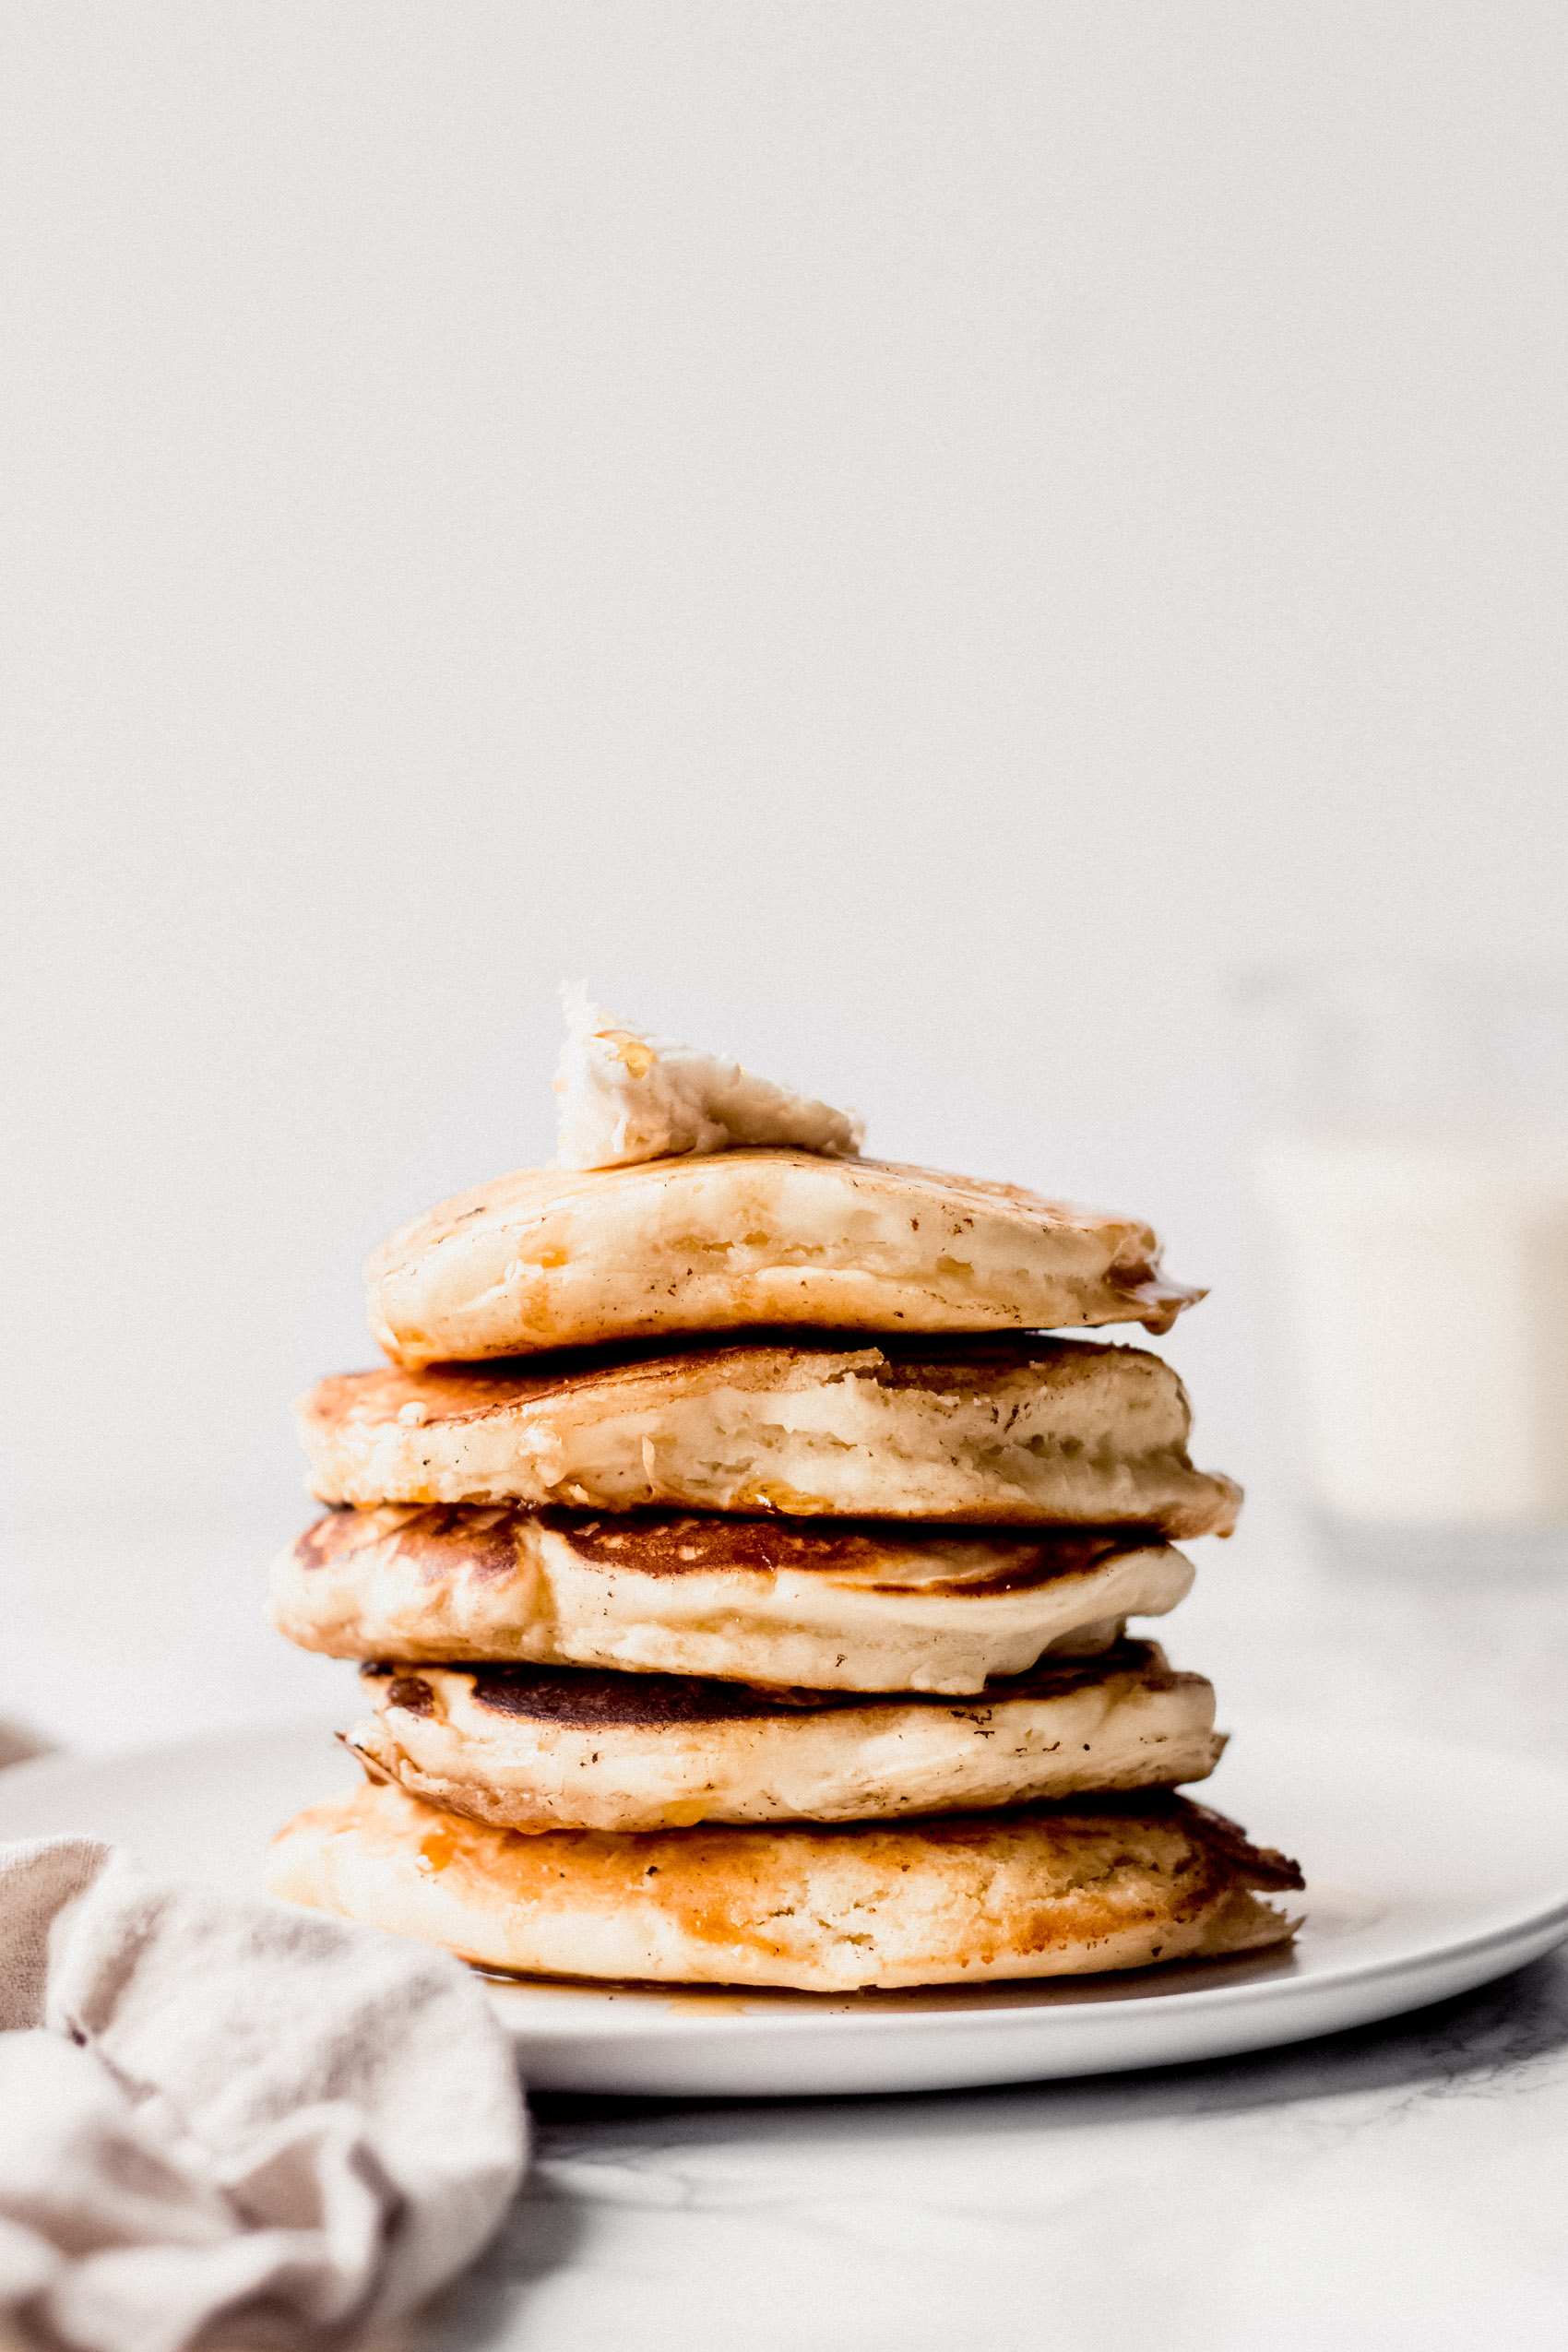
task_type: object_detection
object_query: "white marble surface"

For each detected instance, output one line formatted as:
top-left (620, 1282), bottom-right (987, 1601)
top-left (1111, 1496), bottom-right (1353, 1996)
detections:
top-left (7, 1503), bottom-right (1568, 2349)
top-left (417, 1951), bottom-right (1568, 2351)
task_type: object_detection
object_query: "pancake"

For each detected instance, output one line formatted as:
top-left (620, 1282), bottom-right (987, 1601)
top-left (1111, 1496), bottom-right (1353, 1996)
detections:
top-left (346, 1642), bottom-right (1225, 1832)
top-left (295, 1334), bottom-right (1241, 1534)
top-left (270, 1507), bottom-right (1195, 1691)
top-left (364, 1150), bottom-right (1203, 1367)
top-left (267, 1779), bottom-right (1303, 1991)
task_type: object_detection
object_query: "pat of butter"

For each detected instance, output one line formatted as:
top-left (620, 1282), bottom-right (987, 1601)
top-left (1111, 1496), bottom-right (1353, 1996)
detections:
top-left (552, 985), bottom-right (864, 1170)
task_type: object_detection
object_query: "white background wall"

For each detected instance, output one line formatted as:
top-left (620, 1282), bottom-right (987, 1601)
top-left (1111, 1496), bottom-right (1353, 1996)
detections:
top-left (3, 4), bottom-right (1566, 1742)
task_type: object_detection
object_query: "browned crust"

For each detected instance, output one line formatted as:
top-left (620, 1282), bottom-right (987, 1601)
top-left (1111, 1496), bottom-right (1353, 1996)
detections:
top-left (810, 1788), bottom-right (1306, 1895)
top-left (359, 1639), bottom-right (1188, 1730)
top-left (292, 1504), bottom-right (524, 1586)
top-left (302, 1330), bottom-right (1150, 1431)
top-left (289, 1503), bottom-right (1158, 1594)
top-left (1157, 1798), bottom-right (1306, 1894)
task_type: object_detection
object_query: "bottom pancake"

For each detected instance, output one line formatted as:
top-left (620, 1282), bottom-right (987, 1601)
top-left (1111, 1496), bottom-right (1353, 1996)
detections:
top-left (267, 1777), bottom-right (1304, 1992)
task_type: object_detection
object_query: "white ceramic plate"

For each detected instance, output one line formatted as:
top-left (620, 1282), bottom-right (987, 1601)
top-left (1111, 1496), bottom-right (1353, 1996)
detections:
top-left (4, 1716), bottom-right (1565, 2098)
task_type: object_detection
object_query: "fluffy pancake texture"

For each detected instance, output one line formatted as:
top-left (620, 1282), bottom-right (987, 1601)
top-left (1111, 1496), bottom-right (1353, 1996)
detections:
top-left (271, 1507), bottom-right (1195, 1691)
top-left (294, 1335), bottom-right (1241, 1535)
top-left (267, 1778), bottom-right (1303, 1991)
top-left (364, 1151), bottom-right (1203, 1367)
top-left (347, 1642), bottom-right (1224, 1832)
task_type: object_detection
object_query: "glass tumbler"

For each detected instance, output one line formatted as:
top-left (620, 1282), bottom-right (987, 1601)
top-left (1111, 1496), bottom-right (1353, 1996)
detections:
top-left (1238, 966), bottom-right (1568, 1574)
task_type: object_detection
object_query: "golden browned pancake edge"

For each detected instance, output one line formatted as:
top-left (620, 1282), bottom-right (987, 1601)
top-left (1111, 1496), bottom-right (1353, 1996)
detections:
top-left (268, 1777), bottom-right (1302, 1991)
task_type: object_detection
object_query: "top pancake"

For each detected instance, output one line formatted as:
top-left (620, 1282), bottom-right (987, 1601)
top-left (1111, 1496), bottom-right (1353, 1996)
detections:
top-left (365, 1150), bottom-right (1203, 1366)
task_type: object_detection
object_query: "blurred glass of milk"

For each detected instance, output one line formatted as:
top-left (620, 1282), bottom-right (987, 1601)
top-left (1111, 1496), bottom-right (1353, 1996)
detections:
top-left (1241, 967), bottom-right (1568, 1574)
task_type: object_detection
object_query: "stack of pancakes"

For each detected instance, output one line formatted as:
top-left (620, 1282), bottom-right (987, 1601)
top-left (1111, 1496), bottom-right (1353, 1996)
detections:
top-left (268, 1150), bottom-right (1302, 1991)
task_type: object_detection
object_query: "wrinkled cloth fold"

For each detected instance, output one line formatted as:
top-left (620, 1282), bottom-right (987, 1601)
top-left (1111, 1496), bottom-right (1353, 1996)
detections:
top-left (0, 1836), bottom-right (527, 2351)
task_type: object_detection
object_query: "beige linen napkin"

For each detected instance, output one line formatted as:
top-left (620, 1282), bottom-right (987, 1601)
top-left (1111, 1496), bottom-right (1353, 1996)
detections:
top-left (0, 1836), bottom-right (527, 2352)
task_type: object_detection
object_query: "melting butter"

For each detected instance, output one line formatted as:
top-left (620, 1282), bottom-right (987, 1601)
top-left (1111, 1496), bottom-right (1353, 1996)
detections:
top-left (552, 985), bottom-right (863, 1170)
